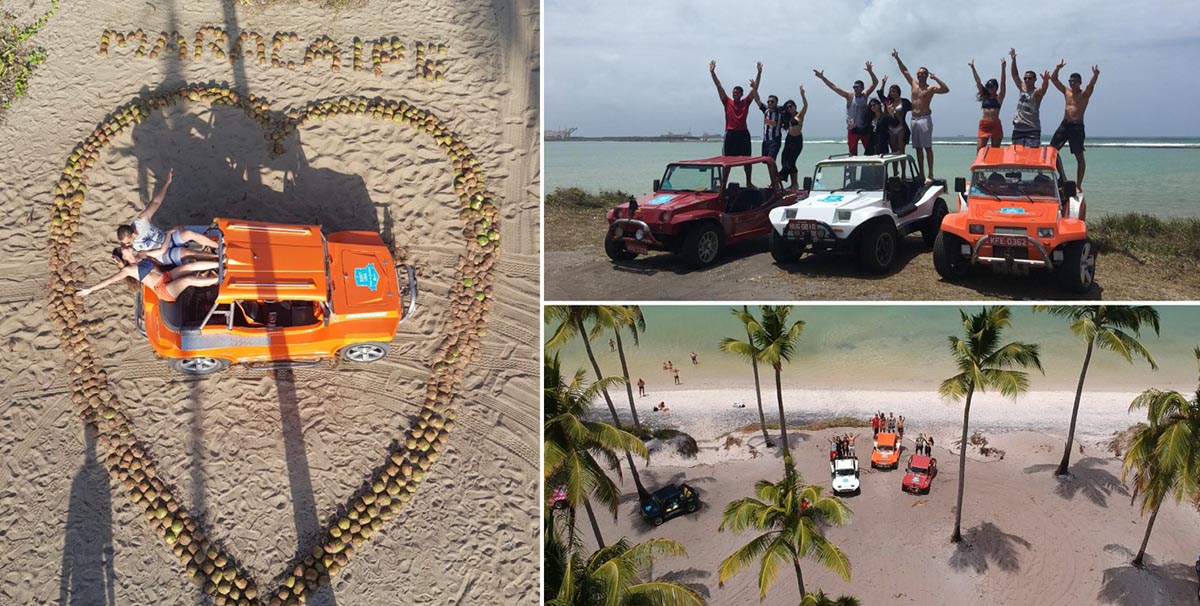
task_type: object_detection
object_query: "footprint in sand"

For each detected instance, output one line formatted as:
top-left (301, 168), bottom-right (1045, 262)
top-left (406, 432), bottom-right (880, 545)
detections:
top-left (911, 499), bottom-right (928, 508)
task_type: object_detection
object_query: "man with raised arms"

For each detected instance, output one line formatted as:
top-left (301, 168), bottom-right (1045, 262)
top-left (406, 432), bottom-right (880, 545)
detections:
top-left (891, 49), bottom-right (949, 182)
top-left (812, 61), bottom-right (879, 156)
top-left (1049, 61), bottom-right (1099, 190)
top-left (1008, 48), bottom-right (1050, 148)
top-left (710, 60), bottom-right (762, 187)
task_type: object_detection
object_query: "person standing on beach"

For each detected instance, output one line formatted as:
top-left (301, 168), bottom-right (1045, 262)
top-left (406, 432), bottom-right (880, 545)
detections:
top-left (779, 89), bottom-right (808, 188)
top-left (637, 377), bottom-right (646, 397)
top-left (891, 49), bottom-right (950, 181)
top-left (872, 413), bottom-right (880, 437)
top-left (673, 368), bottom-right (681, 385)
top-left (916, 433), bottom-right (926, 456)
top-left (756, 94), bottom-right (784, 161)
top-left (813, 61), bottom-right (879, 156)
top-left (1008, 48), bottom-right (1049, 147)
top-left (710, 60), bottom-right (762, 186)
top-left (969, 58), bottom-right (1007, 151)
top-left (928, 436), bottom-right (935, 452)
top-left (1049, 61), bottom-right (1099, 189)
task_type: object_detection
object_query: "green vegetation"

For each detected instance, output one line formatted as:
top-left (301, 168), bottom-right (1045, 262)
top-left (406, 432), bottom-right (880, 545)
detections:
top-left (1090, 213), bottom-right (1200, 265)
top-left (725, 417), bottom-right (871, 437)
top-left (547, 187), bottom-right (632, 209)
top-left (0, 0), bottom-right (59, 112)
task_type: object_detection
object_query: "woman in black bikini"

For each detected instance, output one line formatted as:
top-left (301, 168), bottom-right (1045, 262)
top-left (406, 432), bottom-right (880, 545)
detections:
top-left (79, 246), bottom-right (219, 302)
top-left (779, 86), bottom-right (809, 189)
top-left (969, 58), bottom-right (1007, 151)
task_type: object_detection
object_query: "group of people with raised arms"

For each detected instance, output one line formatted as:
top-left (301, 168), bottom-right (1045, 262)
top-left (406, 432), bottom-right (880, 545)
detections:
top-left (709, 48), bottom-right (1099, 189)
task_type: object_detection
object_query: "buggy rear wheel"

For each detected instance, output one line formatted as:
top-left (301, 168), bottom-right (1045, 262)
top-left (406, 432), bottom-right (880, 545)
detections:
top-left (1058, 239), bottom-right (1096, 293)
top-left (651, 516), bottom-right (664, 526)
top-left (858, 221), bottom-right (897, 274)
top-left (684, 502), bottom-right (698, 514)
top-left (340, 342), bottom-right (391, 363)
top-left (681, 223), bottom-right (722, 267)
top-left (933, 231), bottom-right (970, 280)
top-left (169, 357), bottom-right (230, 376)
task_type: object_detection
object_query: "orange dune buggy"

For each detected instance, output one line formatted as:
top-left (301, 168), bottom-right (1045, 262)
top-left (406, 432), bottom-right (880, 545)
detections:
top-left (135, 218), bottom-right (417, 374)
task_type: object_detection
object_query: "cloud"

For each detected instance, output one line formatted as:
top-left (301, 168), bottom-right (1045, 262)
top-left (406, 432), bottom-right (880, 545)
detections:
top-left (546, 0), bottom-right (1200, 137)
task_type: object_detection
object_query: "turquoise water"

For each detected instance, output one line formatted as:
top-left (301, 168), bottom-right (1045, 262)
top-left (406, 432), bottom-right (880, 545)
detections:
top-left (546, 139), bottom-right (1200, 218)
top-left (550, 305), bottom-right (1200, 392)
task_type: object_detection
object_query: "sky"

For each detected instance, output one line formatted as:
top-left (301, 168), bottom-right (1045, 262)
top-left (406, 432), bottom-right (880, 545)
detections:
top-left (545, 0), bottom-right (1200, 138)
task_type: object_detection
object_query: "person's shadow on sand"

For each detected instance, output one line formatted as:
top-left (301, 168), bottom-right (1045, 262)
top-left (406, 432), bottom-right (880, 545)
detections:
top-left (58, 425), bottom-right (115, 606)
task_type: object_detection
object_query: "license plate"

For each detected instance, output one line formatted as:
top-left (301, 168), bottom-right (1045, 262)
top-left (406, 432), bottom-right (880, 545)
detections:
top-left (785, 219), bottom-right (822, 239)
top-left (991, 235), bottom-right (1027, 248)
top-left (626, 242), bottom-right (648, 254)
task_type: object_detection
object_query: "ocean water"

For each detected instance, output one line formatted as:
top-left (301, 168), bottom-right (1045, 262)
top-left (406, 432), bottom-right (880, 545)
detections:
top-left (550, 305), bottom-right (1200, 393)
top-left (546, 139), bottom-right (1200, 218)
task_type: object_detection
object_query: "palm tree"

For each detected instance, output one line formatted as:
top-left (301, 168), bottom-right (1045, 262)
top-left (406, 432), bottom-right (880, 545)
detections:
top-left (749, 305), bottom-right (806, 460)
top-left (940, 306), bottom-right (1042, 543)
top-left (717, 455), bottom-right (851, 599)
top-left (544, 354), bottom-right (649, 549)
top-left (1121, 347), bottom-right (1200, 568)
top-left (802, 592), bottom-right (862, 606)
top-left (594, 305), bottom-right (647, 437)
top-left (1036, 305), bottom-right (1159, 477)
top-left (547, 305), bottom-right (650, 500)
top-left (549, 537), bottom-right (705, 606)
top-left (719, 305), bottom-right (773, 447)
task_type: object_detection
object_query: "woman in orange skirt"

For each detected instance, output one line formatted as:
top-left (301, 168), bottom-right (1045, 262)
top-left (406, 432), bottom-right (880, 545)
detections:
top-left (969, 58), bottom-right (1007, 150)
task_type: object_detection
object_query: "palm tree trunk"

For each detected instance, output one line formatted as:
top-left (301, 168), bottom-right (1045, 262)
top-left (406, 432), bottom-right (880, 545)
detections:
top-left (1132, 503), bottom-right (1160, 568)
top-left (792, 556), bottom-right (806, 597)
top-left (575, 316), bottom-right (649, 500)
top-left (613, 329), bottom-right (642, 437)
top-left (745, 305), bottom-right (773, 448)
top-left (1057, 338), bottom-right (1094, 477)
top-left (952, 387), bottom-right (975, 543)
top-left (582, 498), bottom-right (606, 549)
top-left (774, 364), bottom-right (791, 461)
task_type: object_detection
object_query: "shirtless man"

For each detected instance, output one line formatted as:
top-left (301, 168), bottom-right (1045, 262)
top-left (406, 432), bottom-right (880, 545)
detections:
top-left (1049, 61), bottom-right (1099, 189)
top-left (812, 61), bottom-right (879, 156)
top-left (891, 49), bottom-right (950, 181)
top-left (710, 60), bottom-right (762, 186)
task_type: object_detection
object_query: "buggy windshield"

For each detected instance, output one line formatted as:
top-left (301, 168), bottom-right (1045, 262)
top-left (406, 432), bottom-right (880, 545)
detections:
top-left (812, 162), bottom-right (887, 191)
top-left (971, 169), bottom-right (1059, 200)
top-left (660, 164), bottom-right (720, 192)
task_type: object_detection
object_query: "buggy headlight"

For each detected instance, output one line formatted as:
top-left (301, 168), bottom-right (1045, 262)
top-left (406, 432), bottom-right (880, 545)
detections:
top-left (969, 224), bottom-right (985, 235)
top-left (635, 228), bottom-right (646, 241)
top-left (1037, 227), bottom-right (1054, 238)
top-left (836, 210), bottom-right (852, 222)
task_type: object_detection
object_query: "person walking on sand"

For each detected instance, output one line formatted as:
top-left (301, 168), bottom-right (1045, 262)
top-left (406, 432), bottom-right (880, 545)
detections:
top-left (756, 93), bottom-right (784, 161)
top-left (969, 58), bottom-right (1007, 151)
top-left (710, 60), bottom-right (762, 186)
top-left (1049, 61), bottom-right (1099, 189)
top-left (608, 338), bottom-right (615, 352)
top-left (779, 89), bottom-right (809, 188)
top-left (672, 368), bottom-right (681, 385)
top-left (637, 377), bottom-right (646, 397)
top-left (1008, 48), bottom-right (1050, 147)
top-left (891, 49), bottom-right (949, 181)
top-left (877, 77), bottom-right (913, 154)
top-left (690, 352), bottom-right (698, 365)
top-left (116, 168), bottom-right (220, 255)
top-left (813, 61), bottom-right (879, 156)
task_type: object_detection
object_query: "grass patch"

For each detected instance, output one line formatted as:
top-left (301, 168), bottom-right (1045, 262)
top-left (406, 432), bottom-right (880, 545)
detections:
top-left (726, 416), bottom-right (871, 436)
top-left (0, 0), bottom-right (59, 116)
top-left (547, 187), bottom-right (631, 210)
top-left (1090, 213), bottom-right (1200, 265)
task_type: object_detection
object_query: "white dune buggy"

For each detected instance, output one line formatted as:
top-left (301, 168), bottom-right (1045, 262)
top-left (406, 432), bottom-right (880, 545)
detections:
top-left (767, 153), bottom-right (948, 273)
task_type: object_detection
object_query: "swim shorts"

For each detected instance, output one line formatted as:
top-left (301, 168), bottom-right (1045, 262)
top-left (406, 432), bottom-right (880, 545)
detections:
top-left (910, 114), bottom-right (933, 148)
top-left (847, 131), bottom-right (868, 156)
top-left (977, 119), bottom-right (1003, 141)
top-left (1050, 120), bottom-right (1085, 154)
top-left (723, 129), bottom-right (751, 156)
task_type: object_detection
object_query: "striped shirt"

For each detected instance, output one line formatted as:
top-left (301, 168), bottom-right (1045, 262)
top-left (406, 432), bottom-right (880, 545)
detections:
top-left (758, 103), bottom-right (783, 143)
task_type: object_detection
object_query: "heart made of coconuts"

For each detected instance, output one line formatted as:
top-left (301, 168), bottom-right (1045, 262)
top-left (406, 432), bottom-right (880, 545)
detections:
top-left (46, 84), bottom-right (500, 606)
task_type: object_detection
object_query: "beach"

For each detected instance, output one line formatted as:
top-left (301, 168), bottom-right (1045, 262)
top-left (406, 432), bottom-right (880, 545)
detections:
top-left (0, 1), bottom-right (539, 605)
top-left (588, 426), bottom-right (1199, 606)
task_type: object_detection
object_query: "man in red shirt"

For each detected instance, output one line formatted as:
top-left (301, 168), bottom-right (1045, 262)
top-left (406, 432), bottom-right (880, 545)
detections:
top-left (710, 60), bottom-right (762, 187)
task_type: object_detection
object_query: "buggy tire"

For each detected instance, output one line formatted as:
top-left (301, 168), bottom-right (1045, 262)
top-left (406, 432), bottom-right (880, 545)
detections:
top-left (685, 502), bottom-right (698, 514)
top-left (922, 198), bottom-right (949, 247)
top-left (681, 223), bottom-right (722, 268)
top-left (858, 220), bottom-right (898, 274)
top-left (604, 236), bottom-right (638, 261)
top-left (769, 230), bottom-right (802, 264)
top-left (169, 357), bottom-right (230, 376)
top-left (1058, 239), bottom-right (1097, 293)
top-left (340, 342), bottom-right (391, 363)
top-left (933, 231), bottom-right (971, 280)
top-left (652, 516), bottom-right (664, 526)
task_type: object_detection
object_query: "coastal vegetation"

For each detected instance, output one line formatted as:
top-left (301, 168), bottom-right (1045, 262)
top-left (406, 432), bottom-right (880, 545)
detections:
top-left (546, 536), bottom-right (704, 606)
top-left (1121, 347), bottom-right (1200, 568)
top-left (0, 0), bottom-right (59, 114)
top-left (547, 187), bottom-right (631, 209)
top-left (1035, 306), bottom-right (1159, 477)
top-left (1090, 213), bottom-right (1200, 266)
top-left (940, 306), bottom-right (1043, 542)
top-left (720, 306), bottom-right (773, 448)
top-left (732, 306), bottom-right (806, 465)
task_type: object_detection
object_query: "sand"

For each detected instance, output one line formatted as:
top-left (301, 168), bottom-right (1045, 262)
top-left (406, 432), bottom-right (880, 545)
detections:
top-left (586, 427), bottom-right (1200, 606)
top-left (0, 1), bottom-right (539, 604)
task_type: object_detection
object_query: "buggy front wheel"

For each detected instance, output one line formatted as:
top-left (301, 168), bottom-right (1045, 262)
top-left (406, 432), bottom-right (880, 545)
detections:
top-left (339, 342), bottom-right (391, 363)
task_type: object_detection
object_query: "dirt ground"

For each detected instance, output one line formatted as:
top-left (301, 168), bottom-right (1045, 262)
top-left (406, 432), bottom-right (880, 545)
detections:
top-left (545, 205), bottom-right (1200, 301)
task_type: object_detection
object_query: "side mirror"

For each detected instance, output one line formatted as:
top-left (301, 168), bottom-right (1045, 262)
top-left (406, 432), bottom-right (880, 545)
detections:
top-left (954, 177), bottom-right (966, 193)
top-left (802, 176), bottom-right (812, 190)
top-left (653, 179), bottom-right (661, 192)
top-left (1064, 180), bottom-right (1078, 199)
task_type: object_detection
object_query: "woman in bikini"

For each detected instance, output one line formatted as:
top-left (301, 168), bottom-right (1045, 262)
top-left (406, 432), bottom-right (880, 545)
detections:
top-left (79, 246), bottom-right (219, 302)
top-left (779, 86), bottom-right (808, 189)
top-left (969, 58), bottom-right (1007, 151)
